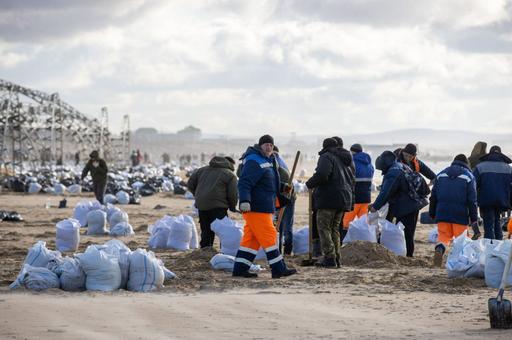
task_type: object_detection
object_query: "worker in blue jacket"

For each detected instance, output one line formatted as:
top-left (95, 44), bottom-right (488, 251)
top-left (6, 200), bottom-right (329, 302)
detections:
top-left (473, 145), bottom-right (512, 240)
top-left (429, 154), bottom-right (478, 267)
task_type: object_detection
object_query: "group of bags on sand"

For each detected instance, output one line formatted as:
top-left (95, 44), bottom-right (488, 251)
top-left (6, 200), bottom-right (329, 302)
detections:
top-left (10, 240), bottom-right (175, 292)
top-left (147, 215), bottom-right (199, 251)
top-left (72, 201), bottom-right (134, 238)
top-left (445, 234), bottom-right (512, 288)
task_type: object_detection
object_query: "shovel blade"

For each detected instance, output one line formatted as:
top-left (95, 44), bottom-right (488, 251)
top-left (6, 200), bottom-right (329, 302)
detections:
top-left (488, 298), bottom-right (512, 329)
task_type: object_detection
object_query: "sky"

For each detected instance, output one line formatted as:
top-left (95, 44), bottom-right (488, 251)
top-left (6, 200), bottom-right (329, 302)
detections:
top-left (0, 0), bottom-right (511, 136)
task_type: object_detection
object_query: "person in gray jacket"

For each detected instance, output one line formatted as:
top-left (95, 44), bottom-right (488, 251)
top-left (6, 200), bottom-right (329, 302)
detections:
top-left (187, 156), bottom-right (238, 248)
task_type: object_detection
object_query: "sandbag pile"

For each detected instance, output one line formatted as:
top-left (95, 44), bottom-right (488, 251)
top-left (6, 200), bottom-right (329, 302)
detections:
top-left (147, 215), bottom-right (199, 251)
top-left (445, 234), bottom-right (512, 287)
top-left (10, 240), bottom-right (175, 292)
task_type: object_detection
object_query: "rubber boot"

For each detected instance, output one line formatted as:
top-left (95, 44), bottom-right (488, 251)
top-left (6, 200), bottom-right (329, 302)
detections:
top-left (233, 248), bottom-right (257, 278)
top-left (433, 244), bottom-right (446, 268)
top-left (315, 256), bottom-right (337, 268)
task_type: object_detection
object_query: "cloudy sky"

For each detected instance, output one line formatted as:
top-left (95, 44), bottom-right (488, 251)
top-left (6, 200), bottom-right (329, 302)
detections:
top-left (1, 0), bottom-right (511, 136)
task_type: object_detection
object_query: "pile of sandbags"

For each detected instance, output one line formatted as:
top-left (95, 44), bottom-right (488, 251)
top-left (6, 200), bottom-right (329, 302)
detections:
top-left (10, 240), bottom-right (175, 292)
top-left (147, 215), bottom-right (199, 251)
top-left (343, 215), bottom-right (378, 243)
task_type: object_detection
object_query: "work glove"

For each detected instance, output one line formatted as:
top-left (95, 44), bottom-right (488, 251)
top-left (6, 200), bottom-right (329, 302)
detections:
top-left (239, 202), bottom-right (251, 213)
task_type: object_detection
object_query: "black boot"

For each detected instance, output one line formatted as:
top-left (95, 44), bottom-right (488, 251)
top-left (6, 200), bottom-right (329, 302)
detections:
top-left (284, 243), bottom-right (293, 255)
top-left (233, 272), bottom-right (258, 278)
top-left (272, 267), bottom-right (297, 279)
top-left (315, 256), bottom-right (337, 268)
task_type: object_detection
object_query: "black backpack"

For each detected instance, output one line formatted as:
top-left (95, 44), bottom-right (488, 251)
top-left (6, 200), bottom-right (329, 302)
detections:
top-left (399, 163), bottom-right (430, 207)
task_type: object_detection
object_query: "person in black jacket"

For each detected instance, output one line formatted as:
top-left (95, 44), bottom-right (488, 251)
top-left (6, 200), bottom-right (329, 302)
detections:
top-left (81, 150), bottom-right (108, 204)
top-left (399, 143), bottom-right (436, 182)
top-left (306, 138), bottom-right (355, 268)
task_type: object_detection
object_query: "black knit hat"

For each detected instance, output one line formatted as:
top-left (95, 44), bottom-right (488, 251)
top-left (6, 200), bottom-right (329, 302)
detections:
top-left (323, 138), bottom-right (338, 149)
top-left (453, 154), bottom-right (469, 165)
top-left (89, 150), bottom-right (99, 159)
top-left (258, 134), bottom-right (274, 146)
top-left (403, 143), bottom-right (417, 156)
top-left (490, 145), bottom-right (501, 153)
top-left (350, 143), bottom-right (363, 153)
top-left (224, 156), bottom-right (235, 165)
top-left (331, 136), bottom-right (343, 147)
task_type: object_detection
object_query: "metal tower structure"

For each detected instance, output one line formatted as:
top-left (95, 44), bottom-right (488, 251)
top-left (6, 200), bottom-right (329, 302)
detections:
top-left (0, 79), bottom-right (127, 174)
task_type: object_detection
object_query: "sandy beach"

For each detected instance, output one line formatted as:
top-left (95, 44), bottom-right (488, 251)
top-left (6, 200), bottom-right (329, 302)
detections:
top-left (0, 192), bottom-right (509, 339)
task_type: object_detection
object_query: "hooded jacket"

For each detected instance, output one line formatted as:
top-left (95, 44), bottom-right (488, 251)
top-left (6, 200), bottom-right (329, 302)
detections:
top-left (306, 146), bottom-right (355, 211)
top-left (468, 141), bottom-right (487, 170)
top-left (473, 152), bottom-right (512, 209)
top-left (81, 157), bottom-right (108, 183)
top-left (429, 160), bottom-right (478, 225)
top-left (372, 151), bottom-right (424, 218)
top-left (238, 145), bottom-right (281, 213)
top-left (352, 151), bottom-right (374, 204)
top-left (187, 156), bottom-right (238, 211)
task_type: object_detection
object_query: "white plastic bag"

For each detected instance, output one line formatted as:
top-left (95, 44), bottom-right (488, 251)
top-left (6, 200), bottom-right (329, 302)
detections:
top-left (110, 222), bottom-right (135, 237)
top-left (73, 201), bottom-right (92, 227)
top-left (428, 227), bottom-right (438, 244)
top-left (56, 218), bottom-right (81, 252)
top-left (292, 226), bottom-right (309, 255)
top-left (379, 220), bottom-right (406, 256)
top-left (110, 210), bottom-right (129, 227)
top-left (210, 253), bottom-right (262, 272)
top-left (101, 239), bottom-right (131, 289)
top-left (166, 215), bottom-right (194, 251)
top-left (53, 183), bottom-right (66, 195)
top-left (446, 233), bottom-right (478, 278)
top-left (485, 240), bottom-right (512, 288)
top-left (23, 241), bottom-right (62, 268)
top-left (464, 239), bottom-right (494, 279)
top-left (104, 194), bottom-right (117, 204)
top-left (127, 249), bottom-right (165, 292)
top-left (211, 217), bottom-right (243, 256)
top-left (10, 264), bottom-right (60, 291)
top-left (148, 216), bottom-right (173, 249)
top-left (76, 246), bottom-right (121, 291)
top-left (86, 209), bottom-right (108, 235)
top-left (116, 191), bottom-right (130, 205)
top-left (50, 257), bottom-right (86, 292)
top-left (67, 184), bottom-right (82, 194)
top-left (344, 215), bottom-right (377, 243)
top-left (28, 182), bottom-right (42, 194)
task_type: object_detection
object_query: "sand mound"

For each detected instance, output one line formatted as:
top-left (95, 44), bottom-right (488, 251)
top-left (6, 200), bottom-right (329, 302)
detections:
top-left (341, 241), bottom-right (400, 268)
top-left (172, 247), bottom-right (219, 272)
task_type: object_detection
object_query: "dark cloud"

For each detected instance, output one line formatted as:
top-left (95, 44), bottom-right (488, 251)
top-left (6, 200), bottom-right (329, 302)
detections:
top-left (0, 0), bottom-right (160, 42)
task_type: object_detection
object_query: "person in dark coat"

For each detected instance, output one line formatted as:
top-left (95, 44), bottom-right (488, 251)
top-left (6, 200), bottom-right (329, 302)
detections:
top-left (467, 141), bottom-right (487, 240)
top-left (81, 150), bottom-right (108, 204)
top-left (306, 138), bottom-right (355, 267)
top-left (370, 151), bottom-right (427, 257)
top-left (187, 156), bottom-right (238, 248)
top-left (398, 143), bottom-right (436, 182)
top-left (473, 145), bottom-right (512, 240)
top-left (429, 154), bottom-right (478, 267)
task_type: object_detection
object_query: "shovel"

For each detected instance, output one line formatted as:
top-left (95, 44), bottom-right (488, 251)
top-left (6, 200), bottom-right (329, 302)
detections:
top-left (488, 242), bottom-right (512, 329)
top-left (301, 189), bottom-right (317, 266)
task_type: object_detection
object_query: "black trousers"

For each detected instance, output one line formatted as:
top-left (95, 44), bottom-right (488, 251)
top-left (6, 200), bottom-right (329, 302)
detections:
top-left (93, 181), bottom-right (107, 204)
top-left (198, 208), bottom-right (228, 248)
top-left (394, 211), bottom-right (419, 257)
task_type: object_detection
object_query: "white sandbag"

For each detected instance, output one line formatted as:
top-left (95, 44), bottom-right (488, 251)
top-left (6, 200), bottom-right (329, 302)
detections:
top-left (73, 201), bottom-right (92, 227)
top-left (110, 222), bottom-right (135, 237)
top-left (67, 184), bottom-right (82, 194)
top-left (131, 181), bottom-right (145, 191)
top-left (56, 218), bottom-right (81, 252)
top-left (428, 227), bottom-right (438, 243)
top-left (166, 215), bottom-right (195, 251)
top-left (463, 239), bottom-right (494, 279)
top-left (28, 182), bottom-right (42, 194)
top-left (445, 233), bottom-right (478, 278)
top-left (104, 194), bottom-right (117, 204)
top-left (148, 216), bottom-right (173, 249)
top-left (184, 191), bottom-right (194, 199)
top-left (102, 239), bottom-right (131, 289)
top-left (104, 204), bottom-right (121, 223)
top-left (86, 209), bottom-right (108, 235)
top-left (23, 241), bottom-right (62, 268)
top-left (127, 249), bottom-right (165, 292)
top-left (162, 181), bottom-right (174, 192)
top-left (344, 215), bottom-right (377, 243)
top-left (49, 257), bottom-right (86, 292)
top-left (110, 210), bottom-right (129, 227)
top-left (210, 253), bottom-right (262, 272)
top-left (211, 216), bottom-right (243, 256)
top-left (53, 183), bottom-right (66, 195)
top-left (10, 264), bottom-right (60, 291)
top-left (485, 240), bottom-right (512, 288)
top-left (162, 265), bottom-right (177, 280)
top-left (379, 220), bottom-right (406, 256)
top-left (116, 190), bottom-right (130, 205)
top-left (368, 203), bottom-right (389, 226)
top-left (76, 246), bottom-right (121, 291)
top-left (292, 226), bottom-right (309, 255)
top-left (180, 215), bottom-right (199, 249)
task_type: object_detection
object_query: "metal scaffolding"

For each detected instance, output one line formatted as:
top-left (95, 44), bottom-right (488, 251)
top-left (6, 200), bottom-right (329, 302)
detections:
top-left (0, 79), bottom-right (127, 174)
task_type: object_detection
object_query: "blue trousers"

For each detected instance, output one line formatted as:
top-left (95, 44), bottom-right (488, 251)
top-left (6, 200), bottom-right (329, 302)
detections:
top-left (278, 197), bottom-right (295, 254)
top-left (480, 207), bottom-right (503, 240)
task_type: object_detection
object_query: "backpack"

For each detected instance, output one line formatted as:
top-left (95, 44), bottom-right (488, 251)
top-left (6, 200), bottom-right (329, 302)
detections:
top-left (399, 163), bottom-right (430, 207)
